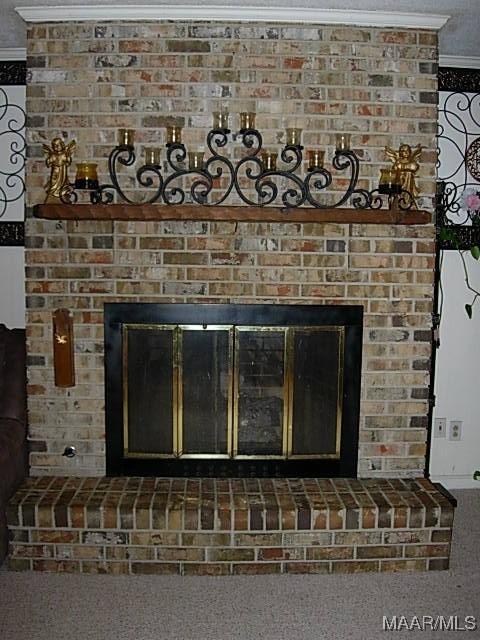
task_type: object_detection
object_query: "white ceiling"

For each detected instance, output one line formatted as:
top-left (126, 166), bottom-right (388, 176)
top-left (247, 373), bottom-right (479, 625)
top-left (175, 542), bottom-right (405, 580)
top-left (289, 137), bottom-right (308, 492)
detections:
top-left (1, 0), bottom-right (479, 58)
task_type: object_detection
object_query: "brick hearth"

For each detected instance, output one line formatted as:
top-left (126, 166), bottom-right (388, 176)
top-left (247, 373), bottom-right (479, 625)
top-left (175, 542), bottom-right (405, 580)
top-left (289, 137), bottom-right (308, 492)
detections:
top-left (7, 477), bottom-right (454, 575)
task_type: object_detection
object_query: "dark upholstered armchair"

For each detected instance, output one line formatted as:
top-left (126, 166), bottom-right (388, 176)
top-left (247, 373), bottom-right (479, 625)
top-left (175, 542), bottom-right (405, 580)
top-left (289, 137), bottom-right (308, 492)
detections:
top-left (0, 325), bottom-right (28, 563)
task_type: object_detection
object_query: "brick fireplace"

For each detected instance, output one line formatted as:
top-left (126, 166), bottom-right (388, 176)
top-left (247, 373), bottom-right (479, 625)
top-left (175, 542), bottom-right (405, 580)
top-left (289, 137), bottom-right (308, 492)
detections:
top-left (7, 16), bottom-right (456, 575)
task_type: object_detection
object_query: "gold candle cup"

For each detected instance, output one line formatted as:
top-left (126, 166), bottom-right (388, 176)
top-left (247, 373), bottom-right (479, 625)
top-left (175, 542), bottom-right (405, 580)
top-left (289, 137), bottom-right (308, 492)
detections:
top-left (144, 148), bottom-right (161, 166)
top-left (335, 133), bottom-right (351, 152)
top-left (188, 151), bottom-right (205, 170)
top-left (261, 151), bottom-right (277, 171)
top-left (379, 168), bottom-right (402, 195)
top-left (166, 125), bottom-right (183, 145)
top-left (307, 150), bottom-right (325, 170)
top-left (212, 111), bottom-right (229, 130)
top-left (286, 128), bottom-right (302, 146)
top-left (74, 163), bottom-right (99, 190)
top-left (239, 112), bottom-right (256, 131)
top-left (118, 128), bottom-right (135, 147)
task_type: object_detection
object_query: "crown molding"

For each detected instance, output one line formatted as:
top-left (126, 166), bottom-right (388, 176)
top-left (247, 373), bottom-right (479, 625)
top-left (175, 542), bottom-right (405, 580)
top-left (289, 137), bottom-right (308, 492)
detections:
top-left (0, 48), bottom-right (26, 61)
top-left (15, 5), bottom-right (449, 30)
top-left (439, 55), bottom-right (480, 70)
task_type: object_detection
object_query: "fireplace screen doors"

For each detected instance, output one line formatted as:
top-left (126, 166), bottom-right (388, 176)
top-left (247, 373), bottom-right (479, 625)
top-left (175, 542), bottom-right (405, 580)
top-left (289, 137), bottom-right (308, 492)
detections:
top-left (124, 323), bottom-right (344, 460)
top-left (105, 304), bottom-right (362, 477)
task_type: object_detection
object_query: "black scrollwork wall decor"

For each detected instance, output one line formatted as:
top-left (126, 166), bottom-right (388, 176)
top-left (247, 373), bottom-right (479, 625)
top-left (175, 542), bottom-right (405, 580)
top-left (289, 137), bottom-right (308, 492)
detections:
top-left (437, 65), bottom-right (480, 307)
top-left (437, 86), bottom-right (480, 226)
top-left (466, 137), bottom-right (480, 181)
top-left (0, 85), bottom-right (26, 218)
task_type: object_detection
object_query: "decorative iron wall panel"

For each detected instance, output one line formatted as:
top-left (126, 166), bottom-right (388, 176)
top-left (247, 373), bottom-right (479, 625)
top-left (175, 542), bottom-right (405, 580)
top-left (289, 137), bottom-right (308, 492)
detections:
top-left (0, 59), bottom-right (26, 329)
top-left (437, 67), bottom-right (480, 247)
top-left (0, 83), bottom-right (26, 224)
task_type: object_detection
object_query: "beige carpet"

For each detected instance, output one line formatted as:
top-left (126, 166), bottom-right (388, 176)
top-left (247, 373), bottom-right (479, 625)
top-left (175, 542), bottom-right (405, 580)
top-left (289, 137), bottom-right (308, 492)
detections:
top-left (0, 489), bottom-right (479, 640)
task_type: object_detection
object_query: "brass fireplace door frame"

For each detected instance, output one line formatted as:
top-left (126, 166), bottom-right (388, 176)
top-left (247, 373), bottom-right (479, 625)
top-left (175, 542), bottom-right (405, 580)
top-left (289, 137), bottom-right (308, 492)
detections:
top-left (122, 323), bottom-right (344, 461)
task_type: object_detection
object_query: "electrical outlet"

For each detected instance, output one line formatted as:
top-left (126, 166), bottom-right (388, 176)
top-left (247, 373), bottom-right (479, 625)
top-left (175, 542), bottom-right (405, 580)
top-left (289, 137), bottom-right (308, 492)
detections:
top-left (434, 417), bottom-right (446, 438)
top-left (449, 420), bottom-right (462, 441)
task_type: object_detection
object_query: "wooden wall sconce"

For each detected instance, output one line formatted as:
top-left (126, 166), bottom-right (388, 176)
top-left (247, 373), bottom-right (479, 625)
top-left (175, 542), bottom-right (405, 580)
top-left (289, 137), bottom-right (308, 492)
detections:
top-left (53, 308), bottom-right (75, 387)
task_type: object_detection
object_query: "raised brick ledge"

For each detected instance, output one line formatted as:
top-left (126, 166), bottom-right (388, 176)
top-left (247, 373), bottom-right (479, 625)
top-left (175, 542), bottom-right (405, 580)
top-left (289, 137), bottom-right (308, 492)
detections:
top-left (7, 477), bottom-right (455, 575)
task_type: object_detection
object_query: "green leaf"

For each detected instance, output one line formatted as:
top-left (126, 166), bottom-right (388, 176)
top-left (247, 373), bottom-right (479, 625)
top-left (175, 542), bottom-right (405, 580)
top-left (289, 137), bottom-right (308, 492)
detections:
top-left (438, 227), bottom-right (461, 249)
top-left (474, 470), bottom-right (480, 481)
top-left (471, 245), bottom-right (480, 260)
top-left (465, 304), bottom-right (473, 319)
top-left (439, 228), bottom-right (455, 243)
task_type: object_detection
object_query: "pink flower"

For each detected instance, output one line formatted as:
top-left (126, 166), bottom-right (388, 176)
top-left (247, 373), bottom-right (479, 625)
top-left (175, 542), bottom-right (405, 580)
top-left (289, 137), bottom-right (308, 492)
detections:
top-left (461, 189), bottom-right (480, 212)
top-left (465, 193), bottom-right (480, 211)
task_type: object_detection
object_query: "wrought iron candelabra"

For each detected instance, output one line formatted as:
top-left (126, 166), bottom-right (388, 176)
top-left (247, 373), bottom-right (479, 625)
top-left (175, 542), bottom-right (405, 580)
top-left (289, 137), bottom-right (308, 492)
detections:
top-left (60, 122), bottom-right (416, 211)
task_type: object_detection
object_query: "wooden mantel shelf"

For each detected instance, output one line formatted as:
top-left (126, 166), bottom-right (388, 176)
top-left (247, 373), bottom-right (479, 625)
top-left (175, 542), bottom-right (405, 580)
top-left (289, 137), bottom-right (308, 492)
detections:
top-left (33, 203), bottom-right (431, 225)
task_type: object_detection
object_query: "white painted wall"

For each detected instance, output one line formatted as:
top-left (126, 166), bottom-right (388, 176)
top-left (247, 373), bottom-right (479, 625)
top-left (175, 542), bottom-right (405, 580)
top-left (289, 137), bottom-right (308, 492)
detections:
top-left (0, 83), bottom-right (25, 329)
top-left (0, 247), bottom-right (26, 328)
top-left (430, 251), bottom-right (480, 488)
top-left (430, 89), bottom-right (480, 488)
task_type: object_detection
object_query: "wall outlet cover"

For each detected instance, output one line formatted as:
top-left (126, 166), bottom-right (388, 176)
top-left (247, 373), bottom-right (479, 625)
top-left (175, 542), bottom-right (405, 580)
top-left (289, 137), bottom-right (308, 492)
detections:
top-left (449, 420), bottom-right (462, 441)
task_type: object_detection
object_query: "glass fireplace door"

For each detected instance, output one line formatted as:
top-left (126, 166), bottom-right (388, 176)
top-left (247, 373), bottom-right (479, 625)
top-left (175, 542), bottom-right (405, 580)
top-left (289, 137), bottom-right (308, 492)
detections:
top-left (288, 328), bottom-right (344, 459)
top-left (123, 325), bottom-right (177, 458)
top-left (234, 328), bottom-right (288, 458)
top-left (179, 325), bottom-right (233, 458)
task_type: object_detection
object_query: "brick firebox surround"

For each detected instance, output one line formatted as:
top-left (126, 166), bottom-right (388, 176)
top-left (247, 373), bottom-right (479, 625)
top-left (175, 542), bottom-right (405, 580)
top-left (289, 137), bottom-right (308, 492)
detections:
top-left (8, 19), bottom-right (452, 575)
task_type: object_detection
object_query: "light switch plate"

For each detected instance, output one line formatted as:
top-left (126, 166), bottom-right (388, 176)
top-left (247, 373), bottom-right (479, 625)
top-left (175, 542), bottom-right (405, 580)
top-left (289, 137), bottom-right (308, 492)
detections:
top-left (434, 417), bottom-right (446, 438)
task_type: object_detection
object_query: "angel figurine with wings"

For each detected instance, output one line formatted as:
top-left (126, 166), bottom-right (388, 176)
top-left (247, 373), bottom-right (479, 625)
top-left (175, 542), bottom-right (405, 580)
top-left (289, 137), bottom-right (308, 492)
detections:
top-left (385, 143), bottom-right (423, 208)
top-left (43, 137), bottom-right (76, 203)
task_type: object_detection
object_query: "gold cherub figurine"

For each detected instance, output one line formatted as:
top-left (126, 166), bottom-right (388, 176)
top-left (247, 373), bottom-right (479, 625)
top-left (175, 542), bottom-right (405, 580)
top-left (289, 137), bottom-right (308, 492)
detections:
top-left (385, 143), bottom-right (423, 209)
top-left (43, 137), bottom-right (76, 203)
